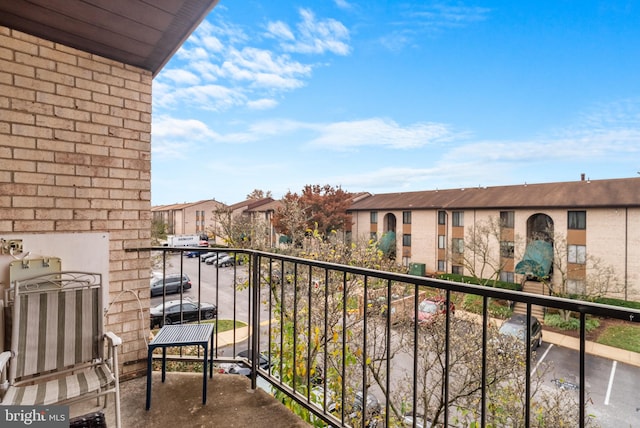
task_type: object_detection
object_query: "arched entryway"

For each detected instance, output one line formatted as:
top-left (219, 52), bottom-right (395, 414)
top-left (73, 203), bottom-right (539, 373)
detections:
top-left (378, 213), bottom-right (397, 259)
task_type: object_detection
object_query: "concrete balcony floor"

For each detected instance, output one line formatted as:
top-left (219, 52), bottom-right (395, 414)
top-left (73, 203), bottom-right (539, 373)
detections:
top-left (71, 372), bottom-right (309, 428)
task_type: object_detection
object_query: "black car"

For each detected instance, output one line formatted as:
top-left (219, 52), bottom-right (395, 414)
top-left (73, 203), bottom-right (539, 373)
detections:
top-left (150, 273), bottom-right (192, 297)
top-left (150, 300), bottom-right (217, 328)
top-left (498, 313), bottom-right (543, 349)
top-left (223, 349), bottom-right (272, 376)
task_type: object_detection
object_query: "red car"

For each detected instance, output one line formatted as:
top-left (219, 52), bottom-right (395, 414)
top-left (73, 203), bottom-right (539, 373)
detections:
top-left (414, 298), bottom-right (455, 325)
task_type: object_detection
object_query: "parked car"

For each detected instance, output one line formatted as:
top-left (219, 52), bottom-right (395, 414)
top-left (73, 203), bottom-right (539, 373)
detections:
top-left (221, 349), bottom-right (272, 376)
top-left (498, 313), bottom-right (543, 349)
top-left (214, 254), bottom-right (235, 267)
top-left (414, 298), bottom-right (455, 325)
top-left (150, 273), bottom-right (192, 297)
top-left (205, 252), bottom-right (229, 265)
top-left (150, 299), bottom-right (217, 328)
top-left (200, 252), bottom-right (218, 262)
top-left (184, 251), bottom-right (201, 258)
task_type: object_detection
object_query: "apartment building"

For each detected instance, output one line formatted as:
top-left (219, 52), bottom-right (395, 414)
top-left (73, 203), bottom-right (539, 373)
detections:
top-left (152, 199), bottom-right (225, 237)
top-left (348, 176), bottom-right (640, 301)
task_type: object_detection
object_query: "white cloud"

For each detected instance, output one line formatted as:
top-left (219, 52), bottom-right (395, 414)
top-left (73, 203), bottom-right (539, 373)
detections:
top-left (247, 98), bottom-right (279, 110)
top-left (161, 69), bottom-right (201, 86)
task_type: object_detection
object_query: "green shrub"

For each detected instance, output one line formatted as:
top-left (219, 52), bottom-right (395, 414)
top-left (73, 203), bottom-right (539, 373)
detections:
top-left (462, 294), bottom-right (513, 319)
top-left (544, 314), bottom-right (600, 332)
top-left (437, 274), bottom-right (521, 291)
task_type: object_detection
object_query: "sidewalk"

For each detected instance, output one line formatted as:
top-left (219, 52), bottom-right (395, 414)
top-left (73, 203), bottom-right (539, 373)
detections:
top-left (214, 318), bottom-right (640, 368)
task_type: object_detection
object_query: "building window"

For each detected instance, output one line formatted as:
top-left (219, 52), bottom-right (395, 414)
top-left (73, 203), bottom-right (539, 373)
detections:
top-left (438, 211), bottom-right (446, 225)
top-left (500, 211), bottom-right (514, 228)
top-left (438, 235), bottom-right (446, 249)
top-left (452, 211), bottom-right (464, 227)
top-left (452, 265), bottom-right (463, 275)
top-left (402, 256), bottom-right (410, 267)
top-left (568, 211), bottom-right (586, 230)
top-left (370, 232), bottom-right (378, 241)
top-left (500, 271), bottom-right (515, 283)
top-left (403, 211), bottom-right (412, 224)
top-left (452, 238), bottom-right (464, 254)
top-left (568, 244), bottom-right (586, 264)
top-left (370, 211), bottom-right (378, 224)
top-left (500, 241), bottom-right (514, 258)
top-left (437, 260), bottom-right (446, 271)
top-left (567, 279), bottom-right (586, 295)
top-left (403, 234), bottom-right (411, 246)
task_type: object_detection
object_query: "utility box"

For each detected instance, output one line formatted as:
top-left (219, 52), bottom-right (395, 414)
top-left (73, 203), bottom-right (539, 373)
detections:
top-left (409, 262), bottom-right (426, 276)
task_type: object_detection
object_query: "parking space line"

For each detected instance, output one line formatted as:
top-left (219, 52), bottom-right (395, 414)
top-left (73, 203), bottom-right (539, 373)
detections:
top-left (531, 343), bottom-right (553, 375)
top-left (604, 360), bottom-right (617, 406)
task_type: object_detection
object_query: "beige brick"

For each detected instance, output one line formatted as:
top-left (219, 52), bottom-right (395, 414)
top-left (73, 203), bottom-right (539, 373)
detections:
top-left (92, 92), bottom-right (124, 107)
top-left (3, 135), bottom-right (35, 150)
top-left (12, 29), bottom-right (52, 48)
top-left (56, 219), bottom-right (90, 231)
top-left (0, 181), bottom-right (38, 197)
top-left (6, 159), bottom-right (36, 172)
top-left (57, 62), bottom-right (92, 80)
top-left (93, 220), bottom-right (125, 230)
top-left (37, 161), bottom-right (74, 175)
top-left (110, 167), bottom-right (139, 179)
top-left (55, 42), bottom-right (90, 59)
top-left (109, 210), bottom-right (140, 220)
top-left (56, 83), bottom-right (91, 101)
top-left (56, 175), bottom-right (91, 187)
top-left (15, 74), bottom-right (55, 93)
top-left (0, 46), bottom-right (12, 60)
top-left (107, 127), bottom-right (139, 140)
top-left (75, 121), bottom-right (108, 135)
top-left (15, 51), bottom-right (56, 70)
top-left (91, 177), bottom-right (123, 189)
top-left (36, 91), bottom-right (75, 108)
top-left (92, 155), bottom-right (123, 168)
top-left (1, 109), bottom-right (35, 125)
top-left (55, 197), bottom-right (90, 209)
top-left (0, 58), bottom-right (34, 78)
top-left (38, 46), bottom-right (77, 66)
top-left (112, 65), bottom-right (142, 82)
top-left (12, 99), bottom-right (54, 115)
top-left (14, 220), bottom-right (55, 232)
top-left (0, 146), bottom-right (11, 158)
top-left (91, 112), bottom-right (123, 127)
top-left (0, 70), bottom-right (11, 84)
top-left (91, 134), bottom-right (124, 148)
top-left (79, 56), bottom-right (114, 74)
top-left (74, 99), bottom-right (110, 114)
top-left (0, 34), bottom-right (38, 55)
top-left (124, 119), bottom-right (151, 133)
top-left (140, 92), bottom-right (151, 104)
top-left (53, 105), bottom-right (90, 121)
top-left (51, 130), bottom-right (91, 144)
top-left (110, 85), bottom-right (139, 102)
top-left (109, 147), bottom-right (138, 160)
top-left (76, 76), bottom-right (109, 94)
top-left (124, 139), bottom-right (150, 152)
top-left (38, 185), bottom-right (75, 198)
top-left (0, 207), bottom-right (35, 219)
top-left (54, 152), bottom-right (90, 165)
top-left (35, 208), bottom-right (73, 220)
top-left (110, 189), bottom-right (141, 200)
top-left (123, 158), bottom-right (150, 172)
top-left (76, 187), bottom-right (109, 198)
top-left (93, 71), bottom-right (124, 88)
top-left (73, 209), bottom-right (108, 220)
top-left (36, 114), bottom-right (74, 131)
top-left (14, 147), bottom-right (53, 162)
top-left (91, 199), bottom-right (123, 210)
top-left (12, 124), bottom-right (53, 139)
top-left (74, 143), bottom-right (109, 156)
top-left (124, 79), bottom-right (151, 95)
top-left (0, 220), bottom-right (13, 232)
top-left (123, 200), bottom-right (150, 210)
top-left (0, 83), bottom-right (36, 101)
top-left (12, 195), bottom-right (54, 208)
top-left (123, 98), bottom-right (151, 114)
top-left (36, 68), bottom-right (74, 85)
top-left (76, 164), bottom-right (109, 178)
top-left (124, 179), bottom-right (150, 191)
top-left (109, 105), bottom-right (138, 120)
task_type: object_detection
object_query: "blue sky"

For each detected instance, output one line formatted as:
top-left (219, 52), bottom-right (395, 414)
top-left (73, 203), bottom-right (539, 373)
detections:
top-left (151, 0), bottom-right (640, 206)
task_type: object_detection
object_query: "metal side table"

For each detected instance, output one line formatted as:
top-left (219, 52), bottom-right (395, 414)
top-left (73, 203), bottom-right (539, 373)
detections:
top-left (146, 323), bottom-right (215, 410)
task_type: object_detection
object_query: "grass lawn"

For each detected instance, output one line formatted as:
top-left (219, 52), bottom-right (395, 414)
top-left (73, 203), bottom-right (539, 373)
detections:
top-left (597, 324), bottom-right (640, 353)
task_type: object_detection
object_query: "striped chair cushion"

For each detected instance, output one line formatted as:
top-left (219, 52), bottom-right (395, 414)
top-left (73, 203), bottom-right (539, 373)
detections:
top-left (2, 364), bottom-right (114, 406)
top-left (15, 287), bottom-right (100, 379)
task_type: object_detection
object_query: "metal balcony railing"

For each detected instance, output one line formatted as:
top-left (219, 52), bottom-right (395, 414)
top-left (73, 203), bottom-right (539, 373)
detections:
top-left (132, 246), bottom-right (640, 428)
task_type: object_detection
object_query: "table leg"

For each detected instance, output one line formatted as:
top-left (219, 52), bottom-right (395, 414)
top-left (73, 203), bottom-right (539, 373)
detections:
top-left (145, 346), bottom-right (153, 410)
top-left (202, 344), bottom-right (208, 404)
top-left (161, 346), bottom-right (167, 382)
top-left (209, 333), bottom-right (214, 378)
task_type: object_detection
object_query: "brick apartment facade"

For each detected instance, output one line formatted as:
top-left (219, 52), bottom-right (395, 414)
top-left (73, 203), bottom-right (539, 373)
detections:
top-left (0, 26), bottom-right (152, 377)
top-left (349, 177), bottom-right (640, 301)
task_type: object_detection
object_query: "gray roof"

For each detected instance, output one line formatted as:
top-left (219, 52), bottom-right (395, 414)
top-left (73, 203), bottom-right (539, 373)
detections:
top-left (0, 0), bottom-right (219, 76)
top-left (348, 177), bottom-right (640, 211)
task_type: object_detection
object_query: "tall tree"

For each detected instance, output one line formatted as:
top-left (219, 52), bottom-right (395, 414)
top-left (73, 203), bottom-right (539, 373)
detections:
top-left (246, 189), bottom-right (272, 200)
top-left (272, 184), bottom-right (353, 243)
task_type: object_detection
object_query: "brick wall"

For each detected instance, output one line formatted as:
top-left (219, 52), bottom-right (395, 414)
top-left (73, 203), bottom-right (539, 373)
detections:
top-left (0, 26), bottom-right (151, 377)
